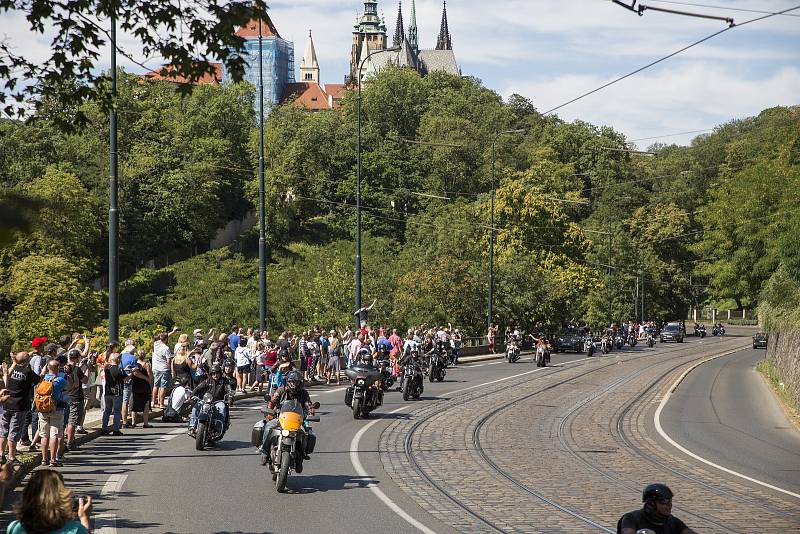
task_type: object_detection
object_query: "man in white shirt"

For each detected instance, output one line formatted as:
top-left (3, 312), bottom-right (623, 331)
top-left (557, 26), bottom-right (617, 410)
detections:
top-left (151, 333), bottom-right (172, 408)
top-left (234, 337), bottom-right (252, 393)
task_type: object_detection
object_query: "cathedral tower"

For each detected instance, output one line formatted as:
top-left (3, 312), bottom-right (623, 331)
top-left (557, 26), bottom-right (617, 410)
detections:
top-left (393, 1), bottom-right (405, 47)
top-left (350, 0), bottom-right (388, 82)
top-left (408, 0), bottom-right (418, 52)
top-left (436, 1), bottom-right (452, 51)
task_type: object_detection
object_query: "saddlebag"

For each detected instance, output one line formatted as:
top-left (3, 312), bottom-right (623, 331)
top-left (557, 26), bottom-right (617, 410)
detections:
top-left (306, 429), bottom-right (317, 454)
top-left (344, 386), bottom-right (354, 407)
top-left (251, 420), bottom-right (265, 448)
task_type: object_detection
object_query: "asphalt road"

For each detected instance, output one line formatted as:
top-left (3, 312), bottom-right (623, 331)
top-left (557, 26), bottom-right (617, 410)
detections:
top-left (0, 349), bottom-right (590, 534)
top-left (4, 337), bottom-right (794, 533)
top-left (660, 347), bottom-right (800, 495)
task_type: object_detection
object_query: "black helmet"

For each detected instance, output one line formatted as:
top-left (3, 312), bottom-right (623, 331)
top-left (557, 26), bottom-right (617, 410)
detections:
top-left (285, 370), bottom-right (302, 391)
top-left (210, 364), bottom-right (222, 376)
top-left (642, 483), bottom-right (674, 502)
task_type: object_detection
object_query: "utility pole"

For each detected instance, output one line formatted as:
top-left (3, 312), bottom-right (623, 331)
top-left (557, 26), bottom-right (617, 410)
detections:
top-left (635, 275), bottom-right (639, 322)
top-left (258, 16), bottom-right (267, 332)
top-left (607, 218), bottom-right (612, 325)
top-left (108, 12), bottom-right (119, 344)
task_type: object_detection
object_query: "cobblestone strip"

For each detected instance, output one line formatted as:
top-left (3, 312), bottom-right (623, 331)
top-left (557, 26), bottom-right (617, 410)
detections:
top-left (380, 338), bottom-right (800, 533)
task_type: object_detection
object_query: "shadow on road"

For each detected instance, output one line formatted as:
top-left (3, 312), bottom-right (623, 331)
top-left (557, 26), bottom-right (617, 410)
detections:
top-left (282, 474), bottom-right (376, 494)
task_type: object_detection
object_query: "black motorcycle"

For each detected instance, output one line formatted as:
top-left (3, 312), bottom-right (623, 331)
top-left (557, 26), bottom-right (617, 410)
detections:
top-left (376, 358), bottom-right (394, 391)
top-left (506, 339), bottom-right (521, 363)
top-left (627, 332), bottom-right (637, 347)
top-left (428, 348), bottom-right (447, 382)
top-left (344, 363), bottom-right (384, 419)
top-left (194, 392), bottom-right (230, 451)
top-left (615, 334), bottom-right (624, 350)
top-left (698, 325), bottom-right (706, 338)
top-left (401, 359), bottom-right (424, 401)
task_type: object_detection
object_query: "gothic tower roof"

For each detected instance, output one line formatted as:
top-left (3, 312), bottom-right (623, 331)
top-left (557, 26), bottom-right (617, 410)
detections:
top-left (302, 30), bottom-right (319, 70)
top-left (436, 1), bottom-right (452, 51)
top-left (393, 1), bottom-right (405, 47)
top-left (408, 0), bottom-right (418, 51)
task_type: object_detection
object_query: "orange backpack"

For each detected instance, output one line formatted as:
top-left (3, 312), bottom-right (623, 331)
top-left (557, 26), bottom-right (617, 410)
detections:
top-left (34, 378), bottom-right (56, 413)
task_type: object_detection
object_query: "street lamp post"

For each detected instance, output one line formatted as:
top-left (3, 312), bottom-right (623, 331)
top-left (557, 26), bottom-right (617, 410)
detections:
top-left (258, 18), bottom-right (267, 332)
top-left (487, 129), bottom-right (525, 331)
top-left (108, 12), bottom-right (119, 344)
top-left (355, 45), bottom-right (399, 326)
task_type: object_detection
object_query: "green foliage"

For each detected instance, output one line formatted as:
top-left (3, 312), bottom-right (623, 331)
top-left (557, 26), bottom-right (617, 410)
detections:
top-left (119, 268), bottom-right (177, 313)
top-left (3, 254), bottom-right (103, 347)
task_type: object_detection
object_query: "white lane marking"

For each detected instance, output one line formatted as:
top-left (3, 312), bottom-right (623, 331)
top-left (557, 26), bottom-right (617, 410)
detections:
top-left (94, 514), bottom-right (118, 534)
top-left (101, 474), bottom-right (128, 497)
top-left (654, 347), bottom-right (800, 500)
top-left (350, 407), bottom-right (437, 534)
top-left (349, 355), bottom-right (595, 533)
top-left (122, 449), bottom-right (154, 465)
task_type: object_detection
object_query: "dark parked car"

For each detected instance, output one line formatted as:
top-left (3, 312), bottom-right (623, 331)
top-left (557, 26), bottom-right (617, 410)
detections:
top-left (660, 322), bottom-right (684, 343)
top-left (753, 333), bottom-right (767, 349)
top-left (554, 330), bottom-right (584, 353)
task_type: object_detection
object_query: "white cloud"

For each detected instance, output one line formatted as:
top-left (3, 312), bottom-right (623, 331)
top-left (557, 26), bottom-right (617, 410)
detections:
top-left (502, 63), bottom-right (800, 144)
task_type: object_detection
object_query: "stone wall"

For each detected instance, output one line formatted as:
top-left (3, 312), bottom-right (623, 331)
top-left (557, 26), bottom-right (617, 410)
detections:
top-left (766, 330), bottom-right (800, 411)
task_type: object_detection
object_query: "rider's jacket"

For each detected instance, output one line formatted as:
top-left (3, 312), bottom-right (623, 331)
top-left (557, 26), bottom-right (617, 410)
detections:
top-left (268, 386), bottom-right (312, 411)
top-left (194, 377), bottom-right (233, 403)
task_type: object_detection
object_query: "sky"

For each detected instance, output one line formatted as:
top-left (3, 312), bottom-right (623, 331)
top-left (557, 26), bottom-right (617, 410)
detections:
top-left (2, 0), bottom-right (799, 146)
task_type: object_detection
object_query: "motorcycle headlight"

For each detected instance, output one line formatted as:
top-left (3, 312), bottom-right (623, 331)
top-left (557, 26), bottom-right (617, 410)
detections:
top-left (281, 429), bottom-right (290, 437)
top-left (356, 379), bottom-right (365, 386)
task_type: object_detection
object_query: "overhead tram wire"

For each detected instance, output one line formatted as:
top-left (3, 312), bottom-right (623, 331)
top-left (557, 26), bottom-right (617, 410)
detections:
top-left (647, 0), bottom-right (800, 17)
top-left (542, 4), bottom-right (800, 116)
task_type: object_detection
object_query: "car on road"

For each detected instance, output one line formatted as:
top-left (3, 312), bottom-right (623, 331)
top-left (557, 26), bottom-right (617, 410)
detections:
top-left (660, 322), bottom-right (684, 343)
top-left (752, 332), bottom-right (767, 349)
top-left (554, 330), bottom-right (585, 353)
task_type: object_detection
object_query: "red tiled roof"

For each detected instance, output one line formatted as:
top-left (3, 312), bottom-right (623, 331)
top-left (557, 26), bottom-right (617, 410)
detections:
top-left (282, 82), bottom-right (330, 110)
top-left (142, 63), bottom-right (222, 85)
top-left (324, 84), bottom-right (347, 107)
top-left (235, 16), bottom-right (281, 38)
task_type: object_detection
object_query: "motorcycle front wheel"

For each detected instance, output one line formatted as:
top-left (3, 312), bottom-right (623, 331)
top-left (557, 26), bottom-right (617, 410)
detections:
top-left (352, 397), bottom-right (362, 419)
top-left (429, 369), bottom-right (435, 383)
top-left (195, 422), bottom-right (207, 451)
top-left (276, 451), bottom-right (291, 493)
top-left (402, 380), bottom-right (411, 401)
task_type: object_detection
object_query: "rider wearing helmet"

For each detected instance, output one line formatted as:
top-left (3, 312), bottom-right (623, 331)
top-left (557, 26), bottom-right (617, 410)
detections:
top-left (618, 483), bottom-right (694, 534)
top-left (188, 364), bottom-right (234, 437)
top-left (261, 370), bottom-right (314, 467)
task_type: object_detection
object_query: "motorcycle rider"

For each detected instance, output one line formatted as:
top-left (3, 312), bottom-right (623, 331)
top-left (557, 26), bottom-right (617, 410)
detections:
top-left (618, 483), bottom-right (694, 534)
top-left (397, 343), bottom-right (424, 391)
top-left (187, 365), bottom-right (234, 438)
top-left (260, 370), bottom-right (314, 471)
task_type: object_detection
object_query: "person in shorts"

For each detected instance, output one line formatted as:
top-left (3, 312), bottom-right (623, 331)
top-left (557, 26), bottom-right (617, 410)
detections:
top-left (151, 333), bottom-right (172, 408)
top-left (39, 359), bottom-right (67, 467)
top-left (1, 352), bottom-right (42, 465)
top-left (63, 350), bottom-right (87, 451)
top-left (234, 337), bottom-right (252, 393)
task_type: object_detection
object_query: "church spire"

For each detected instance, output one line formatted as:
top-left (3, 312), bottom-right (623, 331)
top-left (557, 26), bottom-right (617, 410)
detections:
top-left (393, 1), bottom-right (404, 47)
top-left (300, 29), bottom-right (320, 83)
top-left (436, 0), bottom-right (452, 50)
top-left (408, 0), bottom-right (418, 52)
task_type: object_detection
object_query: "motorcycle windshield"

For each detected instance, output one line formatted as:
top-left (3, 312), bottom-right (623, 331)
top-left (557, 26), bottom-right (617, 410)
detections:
top-left (279, 399), bottom-right (305, 432)
top-left (280, 399), bottom-right (304, 417)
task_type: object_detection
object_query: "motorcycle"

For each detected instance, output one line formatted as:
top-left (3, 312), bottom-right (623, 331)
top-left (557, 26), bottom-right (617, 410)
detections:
top-left (193, 392), bottom-right (230, 451)
top-left (614, 334), bottom-right (624, 350)
top-left (255, 399), bottom-right (320, 493)
top-left (344, 363), bottom-right (384, 419)
top-left (506, 340), bottom-right (521, 363)
top-left (584, 337), bottom-right (595, 357)
top-left (627, 332), bottom-right (637, 347)
top-left (698, 325), bottom-right (706, 338)
top-left (401, 359), bottom-right (424, 401)
top-left (601, 335), bottom-right (611, 355)
top-left (428, 348), bottom-right (447, 382)
top-left (376, 358), bottom-right (394, 391)
top-left (162, 380), bottom-right (193, 423)
top-left (647, 331), bottom-right (656, 348)
top-left (535, 344), bottom-right (548, 367)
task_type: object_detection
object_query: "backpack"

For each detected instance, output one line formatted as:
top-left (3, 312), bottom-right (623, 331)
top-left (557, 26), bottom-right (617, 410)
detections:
top-left (34, 377), bottom-right (56, 413)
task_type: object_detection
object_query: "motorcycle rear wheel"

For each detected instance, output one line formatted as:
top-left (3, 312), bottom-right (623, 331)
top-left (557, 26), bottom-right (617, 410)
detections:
top-left (276, 451), bottom-right (291, 493)
top-left (195, 422), bottom-right (207, 451)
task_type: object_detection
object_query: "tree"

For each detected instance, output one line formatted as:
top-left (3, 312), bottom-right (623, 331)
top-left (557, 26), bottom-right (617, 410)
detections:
top-left (1, 0), bottom-right (270, 130)
top-left (4, 254), bottom-right (103, 345)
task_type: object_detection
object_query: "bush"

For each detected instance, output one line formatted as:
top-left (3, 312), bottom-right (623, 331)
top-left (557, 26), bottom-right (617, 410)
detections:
top-left (119, 268), bottom-right (176, 313)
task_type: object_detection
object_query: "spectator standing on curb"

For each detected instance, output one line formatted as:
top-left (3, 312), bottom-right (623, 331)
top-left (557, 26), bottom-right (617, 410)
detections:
top-left (342, 327), bottom-right (353, 368)
top-left (37, 360), bottom-right (67, 467)
top-left (77, 351), bottom-right (97, 434)
top-left (21, 339), bottom-right (47, 452)
top-left (130, 350), bottom-right (153, 428)
top-left (228, 325), bottom-right (241, 352)
top-left (234, 337), bottom-right (252, 393)
top-left (63, 350), bottom-right (87, 453)
top-left (101, 354), bottom-right (127, 436)
top-left (326, 331), bottom-right (341, 385)
top-left (171, 345), bottom-right (196, 389)
top-left (347, 335), bottom-right (362, 369)
top-left (1, 352), bottom-right (41, 466)
top-left (120, 340), bottom-right (137, 428)
top-left (8, 469), bottom-right (92, 534)
top-left (151, 333), bottom-right (172, 409)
